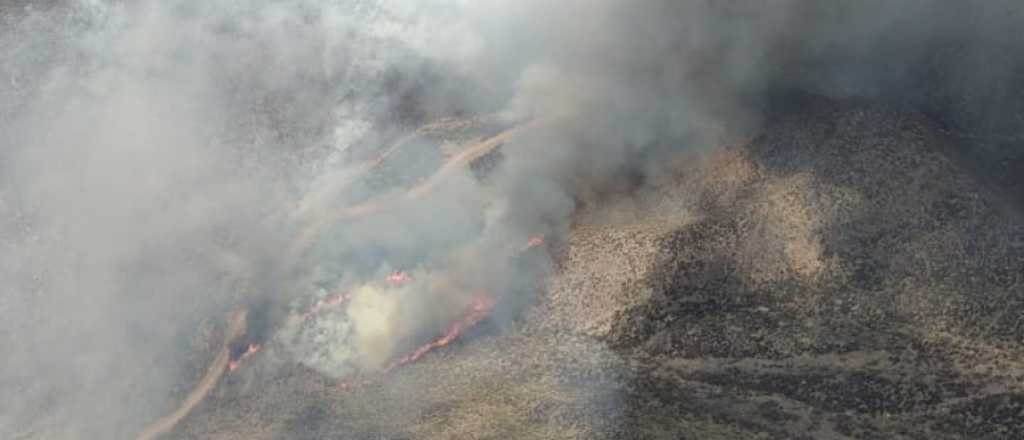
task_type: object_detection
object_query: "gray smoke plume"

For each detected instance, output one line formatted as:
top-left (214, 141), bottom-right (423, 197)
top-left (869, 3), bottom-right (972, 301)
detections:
top-left (2, 0), bottom-right (1022, 438)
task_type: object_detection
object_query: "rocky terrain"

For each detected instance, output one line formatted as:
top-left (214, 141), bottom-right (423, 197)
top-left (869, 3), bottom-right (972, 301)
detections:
top-left (162, 94), bottom-right (1024, 439)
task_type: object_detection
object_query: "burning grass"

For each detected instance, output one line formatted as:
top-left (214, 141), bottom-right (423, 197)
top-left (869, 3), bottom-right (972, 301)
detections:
top-left (135, 123), bottom-right (542, 439)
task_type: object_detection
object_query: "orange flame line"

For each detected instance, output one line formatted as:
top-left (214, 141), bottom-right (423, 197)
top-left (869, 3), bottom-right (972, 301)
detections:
top-left (334, 236), bottom-right (545, 388)
top-left (335, 296), bottom-right (496, 392)
top-left (383, 296), bottom-right (496, 373)
top-left (299, 271), bottom-right (409, 322)
top-left (228, 343), bottom-right (262, 372)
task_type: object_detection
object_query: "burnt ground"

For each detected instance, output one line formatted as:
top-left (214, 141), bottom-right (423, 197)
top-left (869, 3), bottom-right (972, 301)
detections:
top-left (173, 95), bottom-right (1024, 439)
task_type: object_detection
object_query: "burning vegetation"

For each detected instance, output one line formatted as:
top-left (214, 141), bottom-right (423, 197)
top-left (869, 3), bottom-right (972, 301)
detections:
top-left (134, 122), bottom-right (546, 438)
top-left (6, 2), bottom-right (1024, 439)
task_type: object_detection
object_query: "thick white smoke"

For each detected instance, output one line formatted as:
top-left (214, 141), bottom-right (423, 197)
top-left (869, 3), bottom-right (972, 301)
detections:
top-left (2, 0), bottom-right (1023, 438)
top-left (0, 1), bottom-right (491, 437)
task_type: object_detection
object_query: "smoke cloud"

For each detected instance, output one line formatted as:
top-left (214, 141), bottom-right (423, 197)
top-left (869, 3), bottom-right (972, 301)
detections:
top-left (2, 0), bottom-right (1022, 438)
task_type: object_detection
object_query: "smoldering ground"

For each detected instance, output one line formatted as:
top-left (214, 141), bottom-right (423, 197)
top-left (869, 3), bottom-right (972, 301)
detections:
top-left (2, 0), bottom-right (1024, 438)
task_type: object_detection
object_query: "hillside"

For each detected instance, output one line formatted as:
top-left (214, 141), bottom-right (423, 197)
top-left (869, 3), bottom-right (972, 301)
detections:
top-left (172, 95), bottom-right (1024, 439)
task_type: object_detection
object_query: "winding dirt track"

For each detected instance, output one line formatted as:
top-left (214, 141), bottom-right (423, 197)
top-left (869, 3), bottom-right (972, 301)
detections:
top-left (287, 124), bottom-right (530, 259)
top-left (136, 122), bottom-right (534, 440)
top-left (136, 310), bottom-right (248, 440)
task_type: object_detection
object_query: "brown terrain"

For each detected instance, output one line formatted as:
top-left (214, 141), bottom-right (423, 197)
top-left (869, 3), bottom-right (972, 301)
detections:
top-left (157, 94), bottom-right (1024, 439)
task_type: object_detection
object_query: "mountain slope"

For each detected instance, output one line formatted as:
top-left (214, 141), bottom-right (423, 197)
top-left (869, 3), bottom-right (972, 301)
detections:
top-left (179, 96), bottom-right (1024, 439)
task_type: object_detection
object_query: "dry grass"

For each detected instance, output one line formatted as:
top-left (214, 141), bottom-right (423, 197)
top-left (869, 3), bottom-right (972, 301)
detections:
top-left (137, 310), bottom-right (248, 440)
top-left (172, 98), bottom-right (1024, 439)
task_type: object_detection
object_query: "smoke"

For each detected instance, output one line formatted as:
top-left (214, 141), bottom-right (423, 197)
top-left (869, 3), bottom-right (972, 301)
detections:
top-left (0, 1), bottom-right (459, 437)
top-left (0, 2), bottom-right (285, 438)
top-left (2, 0), bottom-right (1022, 438)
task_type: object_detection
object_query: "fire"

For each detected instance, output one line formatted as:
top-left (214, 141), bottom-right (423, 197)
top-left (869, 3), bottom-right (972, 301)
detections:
top-left (336, 237), bottom-right (543, 384)
top-left (383, 295), bottom-right (496, 372)
top-left (333, 295), bottom-right (496, 392)
top-left (386, 271), bottom-right (410, 284)
top-left (300, 271), bottom-right (409, 321)
top-left (300, 291), bottom-right (356, 321)
top-left (138, 128), bottom-right (548, 439)
top-left (222, 270), bottom-right (416, 378)
top-left (227, 343), bottom-right (261, 372)
top-left (313, 237), bottom-right (542, 387)
top-left (525, 236), bottom-right (545, 249)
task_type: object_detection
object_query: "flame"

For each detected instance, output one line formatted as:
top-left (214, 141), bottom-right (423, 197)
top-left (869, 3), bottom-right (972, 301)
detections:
top-left (319, 237), bottom-right (542, 389)
top-left (300, 271), bottom-right (409, 322)
top-left (386, 271), bottom-right (410, 284)
top-left (334, 295), bottom-right (496, 391)
top-left (383, 295), bottom-right (496, 372)
top-left (300, 291), bottom-right (356, 321)
top-left (227, 343), bottom-right (261, 372)
top-left (525, 236), bottom-right (545, 249)
top-left (138, 125), bottom-right (549, 439)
